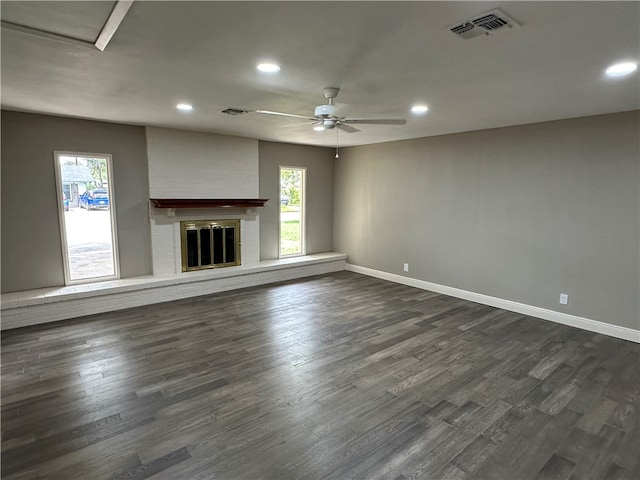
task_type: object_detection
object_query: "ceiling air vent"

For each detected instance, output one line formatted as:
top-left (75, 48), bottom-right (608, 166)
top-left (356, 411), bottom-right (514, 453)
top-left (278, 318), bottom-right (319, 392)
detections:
top-left (222, 107), bottom-right (249, 115)
top-left (450, 9), bottom-right (519, 39)
top-left (473, 13), bottom-right (509, 31)
top-left (450, 21), bottom-right (485, 40)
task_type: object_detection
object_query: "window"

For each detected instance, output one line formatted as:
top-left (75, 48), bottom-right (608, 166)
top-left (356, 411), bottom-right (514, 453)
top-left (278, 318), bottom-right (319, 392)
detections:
top-left (54, 152), bottom-right (119, 283)
top-left (279, 166), bottom-right (305, 257)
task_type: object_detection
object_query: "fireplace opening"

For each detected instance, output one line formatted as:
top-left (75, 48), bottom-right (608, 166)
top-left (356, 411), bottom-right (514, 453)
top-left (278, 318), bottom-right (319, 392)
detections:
top-left (180, 219), bottom-right (240, 272)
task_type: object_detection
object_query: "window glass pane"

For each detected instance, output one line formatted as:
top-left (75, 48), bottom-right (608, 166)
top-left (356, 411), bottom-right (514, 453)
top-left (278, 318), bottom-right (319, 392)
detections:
top-left (280, 167), bottom-right (304, 256)
top-left (57, 154), bottom-right (118, 282)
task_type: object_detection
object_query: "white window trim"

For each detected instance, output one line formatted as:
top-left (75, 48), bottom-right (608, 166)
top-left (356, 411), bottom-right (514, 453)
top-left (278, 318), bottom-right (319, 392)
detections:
top-left (279, 165), bottom-right (306, 258)
top-left (53, 151), bottom-right (120, 285)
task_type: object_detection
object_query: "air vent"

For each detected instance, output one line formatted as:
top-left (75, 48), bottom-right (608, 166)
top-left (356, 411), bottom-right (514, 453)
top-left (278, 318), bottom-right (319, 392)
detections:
top-left (450, 9), bottom-right (519, 39)
top-left (222, 108), bottom-right (249, 115)
top-left (450, 22), bottom-right (485, 40)
top-left (473, 13), bottom-right (509, 31)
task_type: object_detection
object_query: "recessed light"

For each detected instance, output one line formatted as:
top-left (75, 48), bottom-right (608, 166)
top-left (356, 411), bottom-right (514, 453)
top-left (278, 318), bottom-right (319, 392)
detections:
top-left (313, 125), bottom-right (325, 131)
top-left (606, 61), bottom-right (638, 77)
top-left (411, 105), bottom-right (429, 114)
top-left (176, 103), bottom-right (193, 111)
top-left (257, 63), bottom-right (281, 73)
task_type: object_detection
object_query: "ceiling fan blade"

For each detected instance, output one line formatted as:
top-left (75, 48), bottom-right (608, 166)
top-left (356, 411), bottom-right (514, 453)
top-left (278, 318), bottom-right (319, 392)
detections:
top-left (341, 119), bottom-right (407, 126)
top-left (337, 123), bottom-right (360, 133)
top-left (254, 110), bottom-right (316, 121)
top-left (282, 121), bottom-right (319, 127)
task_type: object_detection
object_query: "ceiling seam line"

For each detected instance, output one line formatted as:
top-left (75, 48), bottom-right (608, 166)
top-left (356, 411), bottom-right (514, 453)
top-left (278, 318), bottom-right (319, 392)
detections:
top-left (0, 20), bottom-right (96, 50)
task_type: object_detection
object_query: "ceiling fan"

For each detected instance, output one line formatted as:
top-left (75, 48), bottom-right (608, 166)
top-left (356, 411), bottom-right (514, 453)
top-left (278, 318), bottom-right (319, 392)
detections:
top-left (222, 87), bottom-right (406, 133)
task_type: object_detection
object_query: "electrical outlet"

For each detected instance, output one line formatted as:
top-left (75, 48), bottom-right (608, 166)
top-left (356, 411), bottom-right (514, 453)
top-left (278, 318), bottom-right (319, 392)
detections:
top-left (559, 293), bottom-right (569, 305)
top-left (403, 263), bottom-right (409, 272)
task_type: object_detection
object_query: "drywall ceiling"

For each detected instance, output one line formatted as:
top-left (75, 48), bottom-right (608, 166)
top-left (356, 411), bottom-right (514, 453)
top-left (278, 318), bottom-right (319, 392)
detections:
top-left (1, 1), bottom-right (638, 147)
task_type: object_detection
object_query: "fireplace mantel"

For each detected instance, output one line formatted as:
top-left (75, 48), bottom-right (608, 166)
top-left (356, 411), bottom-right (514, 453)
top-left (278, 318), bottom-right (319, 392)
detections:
top-left (150, 198), bottom-right (268, 209)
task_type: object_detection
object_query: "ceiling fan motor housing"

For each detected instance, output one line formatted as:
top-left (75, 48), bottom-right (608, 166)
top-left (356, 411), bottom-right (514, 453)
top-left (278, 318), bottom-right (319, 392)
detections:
top-left (315, 104), bottom-right (336, 118)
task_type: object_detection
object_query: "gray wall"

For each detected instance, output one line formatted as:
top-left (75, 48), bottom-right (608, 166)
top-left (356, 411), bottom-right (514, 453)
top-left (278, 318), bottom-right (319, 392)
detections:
top-left (259, 141), bottom-right (334, 260)
top-left (334, 111), bottom-right (640, 330)
top-left (1, 110), bottom-right (152, 293)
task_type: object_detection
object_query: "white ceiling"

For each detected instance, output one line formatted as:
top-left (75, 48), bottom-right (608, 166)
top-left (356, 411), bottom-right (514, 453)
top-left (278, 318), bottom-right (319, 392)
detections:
top-left (1, 1), bottom-right (638, 147)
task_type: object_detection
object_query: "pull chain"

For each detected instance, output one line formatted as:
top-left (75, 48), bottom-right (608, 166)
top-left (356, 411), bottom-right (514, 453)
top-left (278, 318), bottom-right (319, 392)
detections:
top-left (335, 126), bottom-right (340, 159)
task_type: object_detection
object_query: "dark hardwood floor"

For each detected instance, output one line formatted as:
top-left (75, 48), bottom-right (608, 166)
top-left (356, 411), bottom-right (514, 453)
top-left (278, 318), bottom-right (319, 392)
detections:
top-left (1, 271), bottom-right (639, 479)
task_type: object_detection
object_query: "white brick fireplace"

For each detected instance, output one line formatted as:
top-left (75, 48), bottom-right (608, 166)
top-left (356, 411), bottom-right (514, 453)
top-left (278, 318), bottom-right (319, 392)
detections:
top-left (145, 126), bottom-right (261, 275)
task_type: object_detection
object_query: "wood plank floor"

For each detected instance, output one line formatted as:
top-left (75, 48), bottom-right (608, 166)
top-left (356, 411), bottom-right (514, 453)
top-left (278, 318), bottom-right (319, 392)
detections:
top-left (2, 271), bottom-right (639, 479)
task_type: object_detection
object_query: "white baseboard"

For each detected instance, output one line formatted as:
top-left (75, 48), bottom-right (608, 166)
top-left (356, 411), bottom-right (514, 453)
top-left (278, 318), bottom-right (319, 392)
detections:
top-left (346, 264), bottom-right (640, 344)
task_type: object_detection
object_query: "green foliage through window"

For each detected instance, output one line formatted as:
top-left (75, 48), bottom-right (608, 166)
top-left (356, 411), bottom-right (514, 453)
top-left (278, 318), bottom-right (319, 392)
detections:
top-left (280, 168), bottom-right (301, 205)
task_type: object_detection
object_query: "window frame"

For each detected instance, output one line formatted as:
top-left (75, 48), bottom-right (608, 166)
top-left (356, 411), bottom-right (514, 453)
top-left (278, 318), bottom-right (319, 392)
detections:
top-left (279, 165), bottom-right (306, 258)
top-left (53, 151), bottom-right (120, 285)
